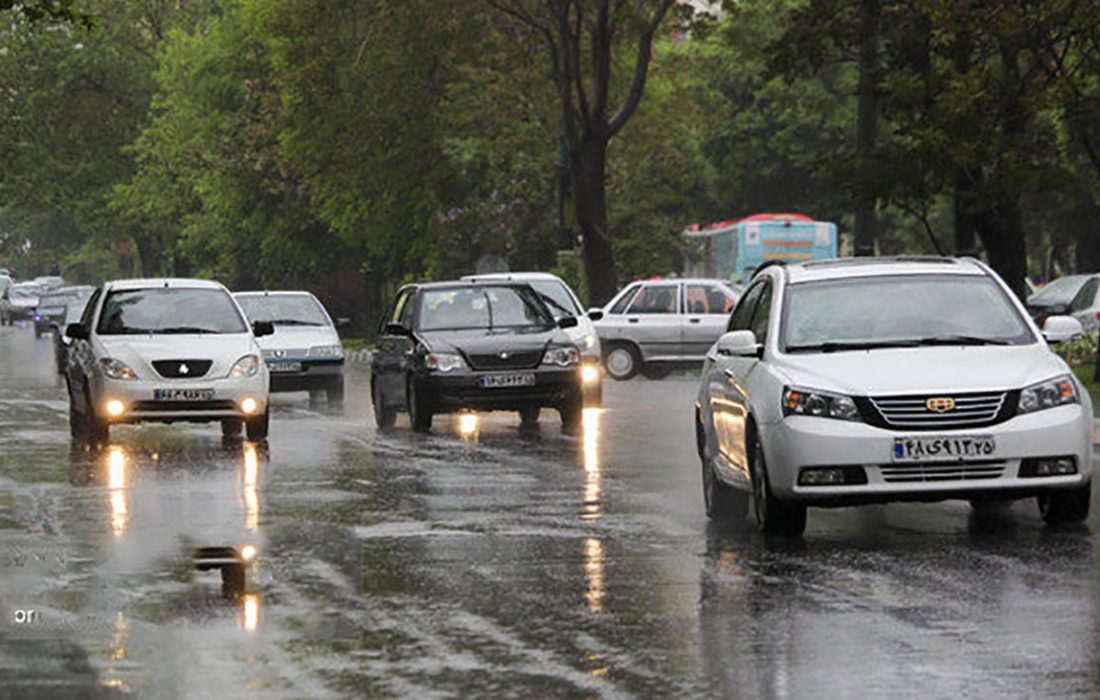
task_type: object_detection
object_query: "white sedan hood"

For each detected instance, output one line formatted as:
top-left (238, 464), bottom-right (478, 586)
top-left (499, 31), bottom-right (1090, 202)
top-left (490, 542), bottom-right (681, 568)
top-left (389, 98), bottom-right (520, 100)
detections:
top-left (97, 333), bottom-right (258, 379)
top-left (775, 344), bottom-right (1068, 396)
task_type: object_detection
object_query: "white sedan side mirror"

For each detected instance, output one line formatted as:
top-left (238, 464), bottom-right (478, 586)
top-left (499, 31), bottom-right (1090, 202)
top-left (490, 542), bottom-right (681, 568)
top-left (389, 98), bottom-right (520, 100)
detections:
top-left (715, 330), bottom-right (761, 358)
top-left (1042, 315), bottom-right (1084, 344)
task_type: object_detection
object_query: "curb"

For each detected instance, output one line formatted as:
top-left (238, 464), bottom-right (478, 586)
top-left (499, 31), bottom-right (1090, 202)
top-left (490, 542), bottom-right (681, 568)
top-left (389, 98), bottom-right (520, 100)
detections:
top-left (346, 349), bottom-right (373, 365)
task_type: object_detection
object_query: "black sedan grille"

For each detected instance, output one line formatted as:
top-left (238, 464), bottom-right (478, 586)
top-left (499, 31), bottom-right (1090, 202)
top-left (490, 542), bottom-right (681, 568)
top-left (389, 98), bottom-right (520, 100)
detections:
top-left (466, 350), bottom-right (542, 371)
top-left (857, 390), bottom-right (1018, 431)
top-left (152, 360), bottom-right (213, 379)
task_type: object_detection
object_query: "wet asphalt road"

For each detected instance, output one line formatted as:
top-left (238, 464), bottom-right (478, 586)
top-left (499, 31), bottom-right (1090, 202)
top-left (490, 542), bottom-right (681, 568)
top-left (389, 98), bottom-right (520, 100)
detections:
top-left (1, 324), bottom-right (1100, 699)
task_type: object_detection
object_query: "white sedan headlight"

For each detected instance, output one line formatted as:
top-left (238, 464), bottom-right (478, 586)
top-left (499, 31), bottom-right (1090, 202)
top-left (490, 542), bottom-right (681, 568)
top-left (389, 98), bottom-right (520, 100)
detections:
top-left (782, 386), bottom-right (860, 421)
top-left (543, 347), bottom-right (580, 367)
top-left (99, 358), bottom-right (138, 381)
top-left (310, 344), bottom-right (344, 358)
top-left (1018, 375), bottom-right (1078, 414)
top-left (425, 352), bottom-right (465, 372)
top-left (229, 355), bottom-right (260, 378)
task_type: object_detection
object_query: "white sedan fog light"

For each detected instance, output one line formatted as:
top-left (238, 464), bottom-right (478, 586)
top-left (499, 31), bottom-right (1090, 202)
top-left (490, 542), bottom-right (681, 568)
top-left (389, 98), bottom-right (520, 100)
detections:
top-left (798, 465), bottom-right (867, 486)
top-left (1020, 457), bottom-right (1077, 477)
top-left (581, 363), bottom-right (600, 384)
top-left (240, 544), bottom-right (258, 563)
top-left (240, 397), bottom-right (259, 415)
top-left (106, 400), bottom-right (125, 417)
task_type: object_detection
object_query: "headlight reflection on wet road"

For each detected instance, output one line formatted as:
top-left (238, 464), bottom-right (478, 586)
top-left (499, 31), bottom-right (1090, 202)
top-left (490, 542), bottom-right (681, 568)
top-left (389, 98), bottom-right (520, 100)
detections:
top-left (584, 537), bottom-right (605, 614)
top-left (107, 447), bottom-right (128, 537)
top-left (458, 413), bottom-right (479, 442)
top-left (239, 443), bottom-right (261, 532)
top-left (581, 408), bottom-right (606, 614)
top-left (239, 593), bottom-right (261, 633)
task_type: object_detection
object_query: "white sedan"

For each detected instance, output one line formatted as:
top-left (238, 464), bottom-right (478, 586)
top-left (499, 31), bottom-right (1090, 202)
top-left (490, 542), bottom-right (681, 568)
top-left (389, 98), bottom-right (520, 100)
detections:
top-left (64, 278), bottom-right (273, 443)
top-left (696, 257), bottom-right (1092, 535)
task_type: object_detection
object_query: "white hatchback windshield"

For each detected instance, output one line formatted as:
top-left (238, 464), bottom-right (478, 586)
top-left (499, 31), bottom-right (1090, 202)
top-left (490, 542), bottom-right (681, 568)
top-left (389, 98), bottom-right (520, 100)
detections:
top-left (783, 275), bottom-right (1035, 352)
top-left (97, 288), bottom-right (248, 335)
top-left (237, 294), bottom-right (329, 327)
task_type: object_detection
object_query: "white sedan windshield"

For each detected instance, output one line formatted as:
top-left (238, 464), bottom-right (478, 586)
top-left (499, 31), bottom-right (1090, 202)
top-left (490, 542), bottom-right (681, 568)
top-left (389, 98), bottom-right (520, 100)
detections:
top-left (783, 275), bottom-right (1035, 351)
top-left (97, 288), bottom-right (248, 335)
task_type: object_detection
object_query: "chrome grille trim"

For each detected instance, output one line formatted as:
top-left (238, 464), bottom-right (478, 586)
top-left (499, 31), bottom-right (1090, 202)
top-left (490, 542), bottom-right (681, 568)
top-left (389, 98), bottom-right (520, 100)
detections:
top-left (879, 461), bottom-right (1006, 483)
top-left (869, 391), bottom-right (1007, 428)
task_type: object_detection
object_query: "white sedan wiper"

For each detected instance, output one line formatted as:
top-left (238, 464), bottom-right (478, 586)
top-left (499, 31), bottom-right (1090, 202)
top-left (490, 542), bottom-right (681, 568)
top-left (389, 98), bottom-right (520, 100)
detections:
top-left (912, 334), bottom-right (1010, 346)
top-left (786, 340), bottom-right (921, 353)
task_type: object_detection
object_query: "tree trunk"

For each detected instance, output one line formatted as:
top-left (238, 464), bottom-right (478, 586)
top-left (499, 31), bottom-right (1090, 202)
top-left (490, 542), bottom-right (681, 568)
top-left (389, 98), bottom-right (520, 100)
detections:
top-left (133, 233), bottom-right (161, 277)
top-left (973, 200), bottom-right (1027, 301)
top-left (571, 137), bottom-right (618, 306)
top-left (853, 0), bottom-right (880, 257)
top-left (953, 169), bottom-right (978, 254)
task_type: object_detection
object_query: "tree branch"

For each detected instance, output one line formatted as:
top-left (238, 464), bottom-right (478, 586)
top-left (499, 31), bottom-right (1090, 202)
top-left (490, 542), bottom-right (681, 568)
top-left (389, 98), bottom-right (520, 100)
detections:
top-left (608, 0), bottom-right (673, 137)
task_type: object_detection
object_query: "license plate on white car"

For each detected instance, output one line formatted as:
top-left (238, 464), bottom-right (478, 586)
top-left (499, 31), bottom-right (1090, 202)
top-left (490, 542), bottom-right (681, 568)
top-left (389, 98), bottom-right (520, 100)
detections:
top-left (892, 435), bottom-right (996, 462)
top-left (268, 361), bottom-right (302, 373)
top-left (479, 373), bottom-right (536, 389)
top-left (154, 388), bottom-right (215, 401)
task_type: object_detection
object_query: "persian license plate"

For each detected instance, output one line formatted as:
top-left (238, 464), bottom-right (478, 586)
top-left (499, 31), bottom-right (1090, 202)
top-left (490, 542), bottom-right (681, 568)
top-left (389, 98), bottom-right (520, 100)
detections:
top-left (479, 373), bottom-right (536, 389)
top-left (153, 388), bottom-right (215, 401)
top-left (892, 435), bottom-right (996, 463)
top-left (268, 361), bottom-right (302, 373)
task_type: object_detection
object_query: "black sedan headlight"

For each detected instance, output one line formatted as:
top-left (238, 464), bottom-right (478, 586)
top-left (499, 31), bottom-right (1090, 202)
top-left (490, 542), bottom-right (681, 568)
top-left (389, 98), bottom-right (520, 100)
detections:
top-left (1018, 375), bottom-right (1078, 414)
top-left (782, 386), bottom-right (860, 421)
top-left (425, 352), bottom-right (465, 373)
top-left (542, 347), bottom-right (580, 367)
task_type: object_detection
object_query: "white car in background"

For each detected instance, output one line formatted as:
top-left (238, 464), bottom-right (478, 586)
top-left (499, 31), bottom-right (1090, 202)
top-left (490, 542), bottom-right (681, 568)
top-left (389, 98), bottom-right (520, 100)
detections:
top-left (234, 291), bottom-right (346, 409)
top-left (64, 278), bottom-right (273, 443)
top-left (462, 272), bottom-right (604, 404)
top-left (595, 277), bottom-right (740, 380)
top-left (696, 257), bottom-right (1092, 535)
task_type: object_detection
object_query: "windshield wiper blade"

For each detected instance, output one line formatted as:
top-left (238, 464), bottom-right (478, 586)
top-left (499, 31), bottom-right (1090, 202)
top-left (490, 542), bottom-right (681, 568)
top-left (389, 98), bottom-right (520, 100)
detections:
top-left (913, 334), bottom-right (1009, 346)
top-left (269, 319), bottom-right (322, 326)
top-left (157, 326), bottom-right (217, 334)
top-left (786, 340), bottom-right (921, 353)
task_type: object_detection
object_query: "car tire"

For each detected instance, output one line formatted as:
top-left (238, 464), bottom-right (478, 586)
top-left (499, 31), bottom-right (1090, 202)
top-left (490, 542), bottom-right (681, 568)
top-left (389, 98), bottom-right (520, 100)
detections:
top-left (749, 429), bottom-right (806, 536)
top-left (85, 391), bottom-right (109, 445)
top-left (558, 390), bottom-right (583, 434)
top-left (372, 381), bottom-right (396, 429)
top-left (69, 388), bottom-right (85, 439)
top-left (245, 410), bottom-right (270, 441)
top-left (407, 378), bottom-right (433, 433)
top-left (699, 419), bottom-right (748, 521)
top-left (327, 379), bottom-right (345, 412)
top-left (1038, 483), bottom-right (1091, 525)
top-left (222, 419), bottom-right (243, 438)
top-left (604, 343), bottom-right (640, 381)
top-left (641, 363), bottom-right (672, 380)
top-left (518, 406), bottom-right (540, 425)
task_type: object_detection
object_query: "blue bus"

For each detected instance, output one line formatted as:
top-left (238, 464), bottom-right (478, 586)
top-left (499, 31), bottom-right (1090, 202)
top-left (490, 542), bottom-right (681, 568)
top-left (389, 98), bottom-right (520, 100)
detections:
top-left (683, 213), bottom-right (839, 282)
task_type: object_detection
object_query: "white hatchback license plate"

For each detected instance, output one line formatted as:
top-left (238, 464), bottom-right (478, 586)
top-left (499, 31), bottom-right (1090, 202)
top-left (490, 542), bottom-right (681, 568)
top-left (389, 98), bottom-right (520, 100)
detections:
top-left (269, 361), bottom-right (302, 373)
top-left (479, 373), bottom-right (536, 388)
top-left (154, 388), bottom-right (215, 401)
top-left (892, 435), bottom-right (996, 462)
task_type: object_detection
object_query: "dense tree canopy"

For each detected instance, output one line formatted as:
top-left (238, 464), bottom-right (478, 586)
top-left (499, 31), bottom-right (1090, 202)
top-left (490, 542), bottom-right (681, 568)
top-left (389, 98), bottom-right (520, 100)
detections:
top-left (4, 0), bottom-right (1100, 330)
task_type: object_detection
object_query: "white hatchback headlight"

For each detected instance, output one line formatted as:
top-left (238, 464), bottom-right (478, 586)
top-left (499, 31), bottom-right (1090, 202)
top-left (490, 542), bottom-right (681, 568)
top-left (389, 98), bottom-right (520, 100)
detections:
top-left (310, 344), bottom-right (343, 358)
top-left (782, 386), bottom-right (860, 421)
top-left (229, 355), bottom-right (260, 378)
top-left (100, 358), bottom-right (138, 381)
top-left (425, 352), bottom-right (465, 372)
top-left (543, 347), bottom-right (580, 367)
top-left (1018, 375), bottom-right (1078, 414)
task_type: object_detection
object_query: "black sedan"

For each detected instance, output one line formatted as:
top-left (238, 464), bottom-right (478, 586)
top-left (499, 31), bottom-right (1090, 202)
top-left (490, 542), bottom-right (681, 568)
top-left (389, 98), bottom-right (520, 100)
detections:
top-left (371, 281), bottom-right (584, 432)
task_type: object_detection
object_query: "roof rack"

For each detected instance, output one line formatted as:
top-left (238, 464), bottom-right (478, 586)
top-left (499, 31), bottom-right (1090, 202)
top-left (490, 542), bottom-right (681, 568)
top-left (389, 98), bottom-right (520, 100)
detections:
top-left (801, 255), bottom-right (958, 268)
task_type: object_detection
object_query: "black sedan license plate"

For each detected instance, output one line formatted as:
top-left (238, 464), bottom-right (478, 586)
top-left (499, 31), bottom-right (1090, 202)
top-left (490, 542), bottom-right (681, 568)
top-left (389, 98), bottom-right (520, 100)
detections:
top-left (269, 361), bottom-right (302, 373)
top-left (479, 373), bottom-right (536, 389)
top-left (154, 388), bottom-right (215, 401)
top-left (892, 435), bottom-right (995, 462)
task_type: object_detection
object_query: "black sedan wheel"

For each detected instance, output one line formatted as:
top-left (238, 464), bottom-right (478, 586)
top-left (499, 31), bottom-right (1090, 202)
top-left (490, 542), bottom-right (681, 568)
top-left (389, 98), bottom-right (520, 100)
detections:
top-left (407, 379), bottom-right (433, 433)
top-left (372, 381), bottom-right (396, 429)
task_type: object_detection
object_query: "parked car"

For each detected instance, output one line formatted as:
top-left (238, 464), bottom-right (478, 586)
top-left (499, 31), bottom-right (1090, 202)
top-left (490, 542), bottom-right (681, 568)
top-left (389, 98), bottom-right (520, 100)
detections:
top-left (1026, 274), bottom-right (1089, 325)
top-left (233, 291), bottom-right (346, 409)
top-left (695, 256), bottom-right (1091, 536)
top-left (7, 282), bottom-right (44, 322)
top-left (0, 275), bottom-right (12, 326)
top-left (34, 285), bottom-right (94, 337)
top-left (371, 281), bottom-right (585, 432)
top-left (53, 295), bottom-right (94, 374)
top-left (33, 275), bottom-right (66, 291)
top-left (594, 278), bottom-right (740, 380)
top-left (64, 278), bottom-right (273, 443)
top-left (462, 272), bottom-right (603, 404)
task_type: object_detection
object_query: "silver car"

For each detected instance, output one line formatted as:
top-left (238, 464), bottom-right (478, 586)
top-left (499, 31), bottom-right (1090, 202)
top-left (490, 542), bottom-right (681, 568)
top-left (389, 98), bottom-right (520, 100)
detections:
top-left (594, 278), bottom-right (739, 380)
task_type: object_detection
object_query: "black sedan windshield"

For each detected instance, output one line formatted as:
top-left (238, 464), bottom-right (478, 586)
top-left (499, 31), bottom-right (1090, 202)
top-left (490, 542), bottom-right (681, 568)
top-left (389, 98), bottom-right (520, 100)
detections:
top-left (417, 286), bottom-right (555, 332)
top-left (97, 288), bottom-right (248, 335)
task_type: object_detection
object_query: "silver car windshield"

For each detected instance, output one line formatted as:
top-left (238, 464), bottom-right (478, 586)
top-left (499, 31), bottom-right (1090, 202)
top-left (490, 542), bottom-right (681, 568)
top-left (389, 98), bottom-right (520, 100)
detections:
top-left (1028, 275), bottom-right (1088, 306)
top-left (237, 294), bottom-right (329, 327)
top-left (783, 275), bottom-right (1035, 352)
top-left (97, 288), bottom-right (248, 335)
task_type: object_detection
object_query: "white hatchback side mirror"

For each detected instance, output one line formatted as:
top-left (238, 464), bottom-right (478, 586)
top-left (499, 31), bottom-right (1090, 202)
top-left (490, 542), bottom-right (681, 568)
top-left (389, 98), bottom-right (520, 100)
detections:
top-left (715, 330), bottom-right (761, 358)
top-left (1042, 315), bottom-right (1084, 344)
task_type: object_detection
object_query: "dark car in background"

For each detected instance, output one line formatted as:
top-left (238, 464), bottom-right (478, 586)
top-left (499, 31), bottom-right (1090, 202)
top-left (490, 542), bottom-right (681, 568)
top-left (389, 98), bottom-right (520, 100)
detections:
top-left (371, 281), bottom-right (585, 433)
top-left (7, 282), bottom-right (44, 323)
top-left (34, 285), bottom-right (94, 337)
top-left (52, 293), bottom-right (95, 373)
top-left (1026, 274), bottom-right (1089, 325)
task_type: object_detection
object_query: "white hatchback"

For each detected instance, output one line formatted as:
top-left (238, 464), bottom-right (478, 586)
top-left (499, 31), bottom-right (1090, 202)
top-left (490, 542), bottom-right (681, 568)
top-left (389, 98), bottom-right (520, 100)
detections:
top-left (696, 257), bottom-right (1092, 535)
top-left (64, 278), bottom-right (272, 443)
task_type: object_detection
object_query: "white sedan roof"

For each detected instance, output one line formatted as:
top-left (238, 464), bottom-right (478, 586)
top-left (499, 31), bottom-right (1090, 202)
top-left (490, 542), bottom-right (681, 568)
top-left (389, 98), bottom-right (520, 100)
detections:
top-left (105, 278), bottom-right (227, 291)
top-left (782, 257), bottom-right (987, 284)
